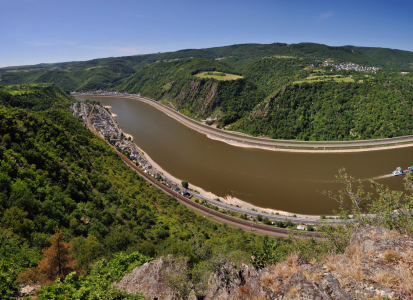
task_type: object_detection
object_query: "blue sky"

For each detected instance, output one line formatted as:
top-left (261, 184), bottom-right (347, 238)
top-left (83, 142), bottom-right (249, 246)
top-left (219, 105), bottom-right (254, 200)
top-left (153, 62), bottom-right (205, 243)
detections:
top-left (0, 0), bottom-right (412, 68)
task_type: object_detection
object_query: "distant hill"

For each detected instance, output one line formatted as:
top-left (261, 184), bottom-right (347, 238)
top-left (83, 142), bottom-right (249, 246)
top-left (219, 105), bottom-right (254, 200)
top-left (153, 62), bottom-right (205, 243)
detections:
top-left (2, 42), bottom-right (413, 72)
top-left (2, 42), bottom-right (413, 141)
top-left (1, 42), bottom-right (412, 92)
top-left (0, 83), bottom-right (72, 110)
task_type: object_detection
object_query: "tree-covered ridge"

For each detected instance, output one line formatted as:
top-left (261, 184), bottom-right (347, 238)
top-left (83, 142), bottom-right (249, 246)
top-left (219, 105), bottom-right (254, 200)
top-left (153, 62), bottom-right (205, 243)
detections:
top-left (0, 89), bottom-right (266, 297)
top-left (0, 84), bottom-right (72, 110)
top-left (231, 73), bottom-right (413, 140)
top-left (1, 43), bottom-right (413, 141)
top-left (114, 58), bottom-right (265, 122)
top-left (0, 64), bottom-right (135, 91)
top-left (1, 42), bottom-right (412, 95)
top-left (2, 42), bottom-right (413, 74)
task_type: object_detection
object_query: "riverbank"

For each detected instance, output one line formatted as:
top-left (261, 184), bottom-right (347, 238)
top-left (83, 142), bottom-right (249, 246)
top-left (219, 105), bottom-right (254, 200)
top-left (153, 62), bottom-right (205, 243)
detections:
top-left (122, 128), bottom-right (331, 220)
top-left (74, 93), bottom-right (404, 220)
top-left (77, 93), bottom-right (413, 153)
top-left (100, 107), bottom-right (337, 220)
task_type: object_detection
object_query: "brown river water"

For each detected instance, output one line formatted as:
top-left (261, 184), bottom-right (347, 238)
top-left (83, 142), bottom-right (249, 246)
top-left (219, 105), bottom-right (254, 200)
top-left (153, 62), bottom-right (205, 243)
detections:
top-left (75, 96), bottom-right (413, 215)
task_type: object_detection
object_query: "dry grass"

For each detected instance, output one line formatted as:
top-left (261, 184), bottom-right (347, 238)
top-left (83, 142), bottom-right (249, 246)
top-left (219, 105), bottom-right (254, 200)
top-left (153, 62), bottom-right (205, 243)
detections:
top-left (383, 250), bottom-right (402, 264)
top-left (303, 269), bottom-right (324, 282)
top-left (373, 295), bottom-right (387, 300)
top-left (261, 273), bottom-right (281, 292)
top-left (288, 287), bottom-right (298, 298)
top-left (261, 273), bottom-right (282, 293)
top-left (273, 263), bottom-right (293, 278)
top-left (323, 253), bottom-right (338, 272)
top-left (402, 248), bottom-right (413, 264)
top-left (309, 259), bottom-right (317, 266)
top-left (270, 254), bottom-right (303, 279)
top-left (399, 261), bottom-right (413, 291)
top-left (345, 265), bottom-right (365, 281)
top-left (286, 253), bottom-right (299, 267)
top-left (345, 243), bottom-right (363, 265)
top-left (342, 277), bottom-right (351, 286)
top-left (372, 270), bottom-right (399, 287)
top-left (335, 252), bottom-right (365, 282)
top-left (388, 230), bottom-right (400, 238)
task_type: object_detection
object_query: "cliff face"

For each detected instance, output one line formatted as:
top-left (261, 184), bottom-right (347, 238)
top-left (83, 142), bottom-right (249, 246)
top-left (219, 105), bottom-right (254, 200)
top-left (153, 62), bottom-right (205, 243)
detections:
top-left (114, 226), bottom-right (413, 299)
top-left (175, 80), bottom-right (219, 116)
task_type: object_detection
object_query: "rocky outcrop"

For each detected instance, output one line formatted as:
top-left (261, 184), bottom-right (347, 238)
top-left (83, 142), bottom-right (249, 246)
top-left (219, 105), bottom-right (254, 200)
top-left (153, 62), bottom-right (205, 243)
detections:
top-left (248, 85), bottom-right (287, 120)
top-left (115, 226), bottom-right (413, 299)
top-left (113, 256), bottom-right (176, 299)
top-left (16, 284), bottom-right (40, 299)
top-left (175, 81), bottom-right (219, 116)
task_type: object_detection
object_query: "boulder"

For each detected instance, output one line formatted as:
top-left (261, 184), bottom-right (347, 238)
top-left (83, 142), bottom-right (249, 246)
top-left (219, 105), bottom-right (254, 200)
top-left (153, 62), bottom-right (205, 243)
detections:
top-left (113, 256), bottom-right (176, 299)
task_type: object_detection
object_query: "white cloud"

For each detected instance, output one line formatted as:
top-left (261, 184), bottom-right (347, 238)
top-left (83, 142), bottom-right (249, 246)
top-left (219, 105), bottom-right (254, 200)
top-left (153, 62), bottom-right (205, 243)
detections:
top-left (318, 11), bottom-right (334, 22)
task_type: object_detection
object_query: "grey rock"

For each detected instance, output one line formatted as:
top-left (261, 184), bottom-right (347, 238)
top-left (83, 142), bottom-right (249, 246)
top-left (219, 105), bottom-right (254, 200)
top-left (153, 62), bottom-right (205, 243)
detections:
top-left (113, 256), bottom-right (176, 300)
top-left (115, 226), bottom-right (412, 300)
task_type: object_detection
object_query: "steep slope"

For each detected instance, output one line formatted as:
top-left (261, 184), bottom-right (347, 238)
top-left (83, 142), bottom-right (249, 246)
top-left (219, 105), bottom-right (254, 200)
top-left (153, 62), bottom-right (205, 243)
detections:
top-left (0, 86), bottom-right (265, 298)
top-left (231, 75), bottom-right (413, 140)
top-left (34, 70), bottom-right (80, 90)
top-left (116, 58), bottom-right (265, 122)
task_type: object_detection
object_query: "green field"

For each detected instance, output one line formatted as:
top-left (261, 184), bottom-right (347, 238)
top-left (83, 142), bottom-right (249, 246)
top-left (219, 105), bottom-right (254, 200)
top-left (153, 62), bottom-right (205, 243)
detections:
top-left (293, 74), bottom-right (356, 84)
top-left (2, 83), bottom-right (52, 95)
top-left (194, 71), bottom-right (243, 81)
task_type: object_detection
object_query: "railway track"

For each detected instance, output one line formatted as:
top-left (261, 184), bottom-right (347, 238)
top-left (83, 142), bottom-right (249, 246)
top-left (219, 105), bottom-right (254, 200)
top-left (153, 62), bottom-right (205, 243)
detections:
top-left (86, 106), bottom-right (320, 238)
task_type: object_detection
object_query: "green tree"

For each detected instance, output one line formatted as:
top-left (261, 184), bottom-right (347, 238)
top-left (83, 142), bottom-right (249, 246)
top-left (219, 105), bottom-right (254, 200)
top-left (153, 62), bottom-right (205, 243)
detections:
top-left (1, 206), bottom-right (34, 239)
top-left (71, 235), bottom-right (104, 271)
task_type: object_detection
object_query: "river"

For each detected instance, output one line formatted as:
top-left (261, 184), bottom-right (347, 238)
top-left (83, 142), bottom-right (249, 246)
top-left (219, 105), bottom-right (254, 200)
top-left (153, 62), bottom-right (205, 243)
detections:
top-left (75, 96), bottom-right (413, 215)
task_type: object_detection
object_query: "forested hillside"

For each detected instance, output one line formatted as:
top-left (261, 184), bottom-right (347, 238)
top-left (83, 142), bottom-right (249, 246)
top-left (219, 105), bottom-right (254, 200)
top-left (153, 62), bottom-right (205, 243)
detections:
top-left (231, 72), bottom-right (413, 140)
top-left (0, 84), bottom-right (72, 110)
top-left (2, 42), bottom-right (413, 74)
top-left (1, 42), bottom-right (413, 141)
top-left (1, 42), bottom-right (412, 93)
top-left (115, 58), bottom-right (267, 122)
top-left (2, 84), bottom-right (413, 298)
top-left (0, 85), bottom-right (268, 298)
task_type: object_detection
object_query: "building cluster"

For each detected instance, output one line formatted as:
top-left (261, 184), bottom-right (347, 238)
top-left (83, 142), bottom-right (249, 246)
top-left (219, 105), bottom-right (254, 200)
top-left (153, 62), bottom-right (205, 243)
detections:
top-left (47, 67), bottom-right (71, 71)
top-left (161, 57), bottom-right (193, 62)
top-left (71, 101), bottom-right (193, 199)
top-left (90, 105), bottom-right (121, 141)
top-left (72, 90), bottom-right (141, 97)
top-left (70, 101), bottom-right (89, 127)
top-left (320, 61), bottom-right (380, 73)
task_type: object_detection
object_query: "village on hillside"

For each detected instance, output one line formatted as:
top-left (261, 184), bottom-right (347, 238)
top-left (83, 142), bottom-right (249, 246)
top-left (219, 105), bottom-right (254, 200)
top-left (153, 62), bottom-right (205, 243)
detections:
top-left (70, 101), bottom-right (89, 127)
top-left (320, 61), bottom-right (380, 72)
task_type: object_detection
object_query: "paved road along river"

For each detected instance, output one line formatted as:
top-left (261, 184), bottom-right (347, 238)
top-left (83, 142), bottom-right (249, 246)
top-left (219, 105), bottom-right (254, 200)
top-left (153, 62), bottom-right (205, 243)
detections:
top-left (75, 96), bottom-right (413, 215)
